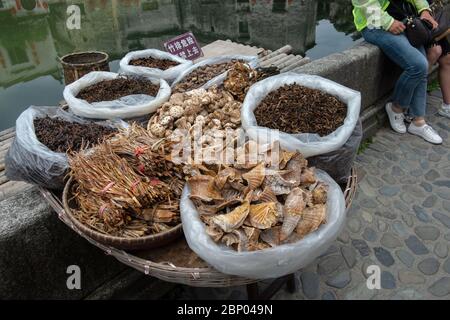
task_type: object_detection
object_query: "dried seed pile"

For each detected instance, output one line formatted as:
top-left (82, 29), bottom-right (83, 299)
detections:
top-left (254, 84), bottom-right (347, 136)
top-left (77, 76), bottom-right (159, 103)
top-left (188, 141), bottom-right (328, 252)
top-left (173, 60), bottom-right (240, 93)
top-left (34, 116), bottom-right (116, 153)
top-left (130, 57), bottom-right (179, 70)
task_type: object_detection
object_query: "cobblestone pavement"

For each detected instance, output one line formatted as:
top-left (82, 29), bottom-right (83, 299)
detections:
top-left (169, 91), bottom-right (450, 300)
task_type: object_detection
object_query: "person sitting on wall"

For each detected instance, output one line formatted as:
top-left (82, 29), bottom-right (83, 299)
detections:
top-left (352, 0), bottom-right (443, 144)
top-left (426, 0), bottom-right (450, 119)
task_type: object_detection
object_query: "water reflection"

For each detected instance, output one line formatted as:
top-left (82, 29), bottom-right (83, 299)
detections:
top-left (0, 0), bottom-right (357, 130)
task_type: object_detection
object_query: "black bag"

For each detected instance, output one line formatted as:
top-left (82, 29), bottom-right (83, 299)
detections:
top-left (387, 0), bottom-right (450, 47)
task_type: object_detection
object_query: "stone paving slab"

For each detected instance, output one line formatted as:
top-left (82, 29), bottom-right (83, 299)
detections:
top-left (170, 90), bottom-right (450, 300)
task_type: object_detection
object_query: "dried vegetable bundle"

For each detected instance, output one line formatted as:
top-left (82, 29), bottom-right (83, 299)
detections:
top-left (224, 62), bottom-right (280, 102)
top-left (187, 141), bottom-right (329, 252)
top-left (69, 125), bottom-right (184, 238)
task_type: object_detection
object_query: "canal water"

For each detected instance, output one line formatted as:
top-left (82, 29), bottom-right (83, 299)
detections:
top-left (0, 0), bottom-right (360, 131)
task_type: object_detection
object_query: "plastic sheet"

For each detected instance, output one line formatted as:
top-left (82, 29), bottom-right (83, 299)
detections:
top-left (308, 118), bottom-right (363, 185)
top-left (119, 49), bottom-right (193, 84)
top-left (171, 55), bottom-right (259, 90)
top-left (241, 73), bottom-right (361, 158)
top-left (181, 170), bottom-right (346, 279)
top-left (5, 106), bottom-right (126, 189)
top-left (63, 71), bottom-right (171, 119)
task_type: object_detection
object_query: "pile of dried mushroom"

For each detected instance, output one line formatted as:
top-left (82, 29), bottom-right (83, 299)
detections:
top-left (224, 61), bottom-right (280, 102)
top-left (69, 125), bottom-right (184, 238)
top-left (187, 141), bottom-right (328, 252)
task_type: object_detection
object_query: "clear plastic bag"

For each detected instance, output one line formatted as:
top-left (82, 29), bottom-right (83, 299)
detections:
top-left (308, 118), bottom-right (363, 185)
top-left (171, 55), bottom-right (259, 90)
top-left (180, 169), bottom-right (346, 279)
top-left (241, 73), bottom-right (361, 158)
top-left (119, 49), bottom-right (193, 84)
top-left (63, 71), bottom-right (171, 119)
top-left (5, 106), bottom-right (126, 190)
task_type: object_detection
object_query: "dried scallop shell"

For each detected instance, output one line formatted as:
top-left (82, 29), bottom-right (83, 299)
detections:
top-left (211, 201), bottom-right (250, 232)
top-left (280, 188), bottom-right (307, 241)
top-left (260, 226), bottom-right (282, 247)
top-left (246, 202), bottom-right (278, 229)
top-left (215, 167), bottom-right (240, 189)
top-left (221, 232), bottom-right (239, 246)
top-left (188, 175), bottom-right (223, 202)
top-left (300, 167), bottom-right (317, 185)
top-left (242, 162), bottom-right (265, 190)
top-left (296, 204), bottom-right (327, 238)
top-left (206, 225), bottom-right (224, 242)
top-left (312, 182), bottom-right (328, 205)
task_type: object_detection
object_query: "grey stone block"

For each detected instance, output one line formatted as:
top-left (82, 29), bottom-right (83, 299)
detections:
top-left (0, 187), bottom-right (126, 299)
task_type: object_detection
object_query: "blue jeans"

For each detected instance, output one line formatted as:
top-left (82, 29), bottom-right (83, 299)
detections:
top-left (362, 28), bottom-right (428, 117)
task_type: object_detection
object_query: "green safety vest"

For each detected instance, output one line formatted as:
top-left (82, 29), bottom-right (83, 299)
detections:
top-left (353, 0), bottom-right (391, 31)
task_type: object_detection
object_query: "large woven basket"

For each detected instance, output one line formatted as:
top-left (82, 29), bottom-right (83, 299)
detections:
top-left (41, 168), bottom-right (357, 287)
top-left (62, 177), bottom-right (183, 251)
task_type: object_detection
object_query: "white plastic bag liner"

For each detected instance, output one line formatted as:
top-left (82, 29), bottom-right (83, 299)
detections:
top-left (5, 106), bottom-right (126, 190)
top-left (119, 49), bottom-right (193, 84)
top-left (171, 55), bottom-right (259, 90)
top-left (63, 71), bottom-right (171, 119)
top-left (181, 169), bottom-right (346, 279)
top-left (241, 73), bottom-right (361, 158)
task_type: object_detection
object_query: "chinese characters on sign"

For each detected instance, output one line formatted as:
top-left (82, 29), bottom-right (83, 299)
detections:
top-left (164, 32), bottom-right (203, 61)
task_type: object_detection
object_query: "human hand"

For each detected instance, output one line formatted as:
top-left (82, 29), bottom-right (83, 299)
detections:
top-left (420, 10), bottom-right (438, 29)
top-left (389, 20), bottom-right (406, 35)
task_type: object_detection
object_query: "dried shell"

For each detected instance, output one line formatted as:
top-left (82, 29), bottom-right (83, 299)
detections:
top-left (280, 188), bottom-right (307, 241)
top-left (246, 202), bottom-right (278, 229)
top-left (242, 162), bottom-right (265, 190)
top-left (258, 186), bottom-right (278, 203)
top-left (296, 204), bottom-right (327, 238)
top-left (188, 175), bottom-right (223, 202)
top-left (215, 167), bottom-right (239, 189)
top-left (281, 153), bottom-right (308, 186)
top-left (206, 225), bottom-right (224, 242)
top-left (301, 167), bottom-right (317, 185)
top-left (312, 182), bottom-right (328, 205)
top-left (221, 232), bottom-right (239, 246)
top-left (260, 226), bottom-right (282, 247)
top-left (211, 201), bottom-right (250, 232)
top-left (263, 170), bottom-right (297, 195)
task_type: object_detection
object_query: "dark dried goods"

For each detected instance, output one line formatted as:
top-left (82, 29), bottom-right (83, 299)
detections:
top-left (254, 84), bottom-right (347, 136)
top-left (34, 116), bottom-right (116, 153)
top-left (173, 60), bottom-right (241, 93)
top-left (129, 57), bottom-right (179, 70)
top-left (76, 76), bottom-right (159, 103)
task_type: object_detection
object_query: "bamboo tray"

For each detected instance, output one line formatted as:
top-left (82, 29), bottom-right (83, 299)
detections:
top-left (39, 168), bottom-right (357, 288)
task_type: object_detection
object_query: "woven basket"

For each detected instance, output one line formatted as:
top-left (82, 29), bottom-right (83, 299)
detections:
top-left (62, 177), bottom-right (183, 251)
top-left (41, 168), bottom-right (357, 287)
top-left (60, 51), bottom-right (110, 85)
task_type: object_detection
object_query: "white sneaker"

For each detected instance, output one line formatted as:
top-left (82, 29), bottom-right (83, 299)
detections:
top-left (385, 102), bottom-right (406, 133)
top-left (438, 103), bottom-right (450, 119)
top-left (408, 123), bottom-right (443, 144)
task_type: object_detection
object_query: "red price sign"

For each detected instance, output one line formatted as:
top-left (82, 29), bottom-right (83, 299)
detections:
top-left (163, 32), bottom-right (203, 61)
